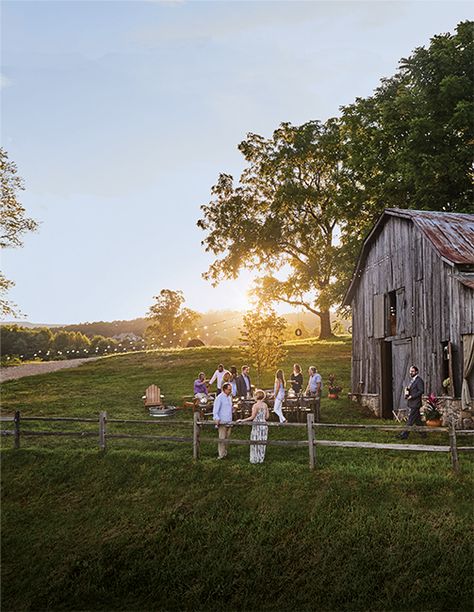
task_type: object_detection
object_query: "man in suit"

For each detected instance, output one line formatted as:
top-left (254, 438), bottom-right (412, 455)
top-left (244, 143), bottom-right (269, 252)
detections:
top-left (236, 365), bottom-right (252, 398)
top-left (398, 365), bottom-right (425, 439)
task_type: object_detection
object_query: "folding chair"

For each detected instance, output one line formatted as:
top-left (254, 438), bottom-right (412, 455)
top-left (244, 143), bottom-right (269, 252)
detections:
top-left (392, 407), bottom-right (408, 422)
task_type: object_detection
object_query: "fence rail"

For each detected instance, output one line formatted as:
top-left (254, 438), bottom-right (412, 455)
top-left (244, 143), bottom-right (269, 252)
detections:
top-left (1, 411), bottom-right (473, 473)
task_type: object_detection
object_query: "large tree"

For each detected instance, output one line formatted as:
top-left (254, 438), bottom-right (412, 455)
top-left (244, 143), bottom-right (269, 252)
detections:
top-left (0, 148), bottom-right (38, 317)
top-left (198, 119), bottom-right (349, 339)
top-left (340, 20), bottom-right (473, 219)
top-left (145, 289), bottom-right (200, 348)
top-left (199, 22), bottom-right (473, 328)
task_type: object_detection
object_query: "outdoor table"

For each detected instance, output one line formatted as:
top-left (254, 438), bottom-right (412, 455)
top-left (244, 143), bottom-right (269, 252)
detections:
top-left (234, 398), bottom-right (254, 419)
top-left (300, 395), bottom-right (321, 422)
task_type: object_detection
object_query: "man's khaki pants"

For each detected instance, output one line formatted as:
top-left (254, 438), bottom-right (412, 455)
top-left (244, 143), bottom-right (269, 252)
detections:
top-left (218, 424), bottom-right (232, 458)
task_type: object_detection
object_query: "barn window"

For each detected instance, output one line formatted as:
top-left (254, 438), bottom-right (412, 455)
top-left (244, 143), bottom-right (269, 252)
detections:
top-left (388, 290), bottom-right (397, 336)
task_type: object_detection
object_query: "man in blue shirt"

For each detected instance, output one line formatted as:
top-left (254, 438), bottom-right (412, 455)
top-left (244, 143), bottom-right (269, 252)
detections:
top-left (213, 382), bottom-right (234, 459)
top-left (305, 366), bottom-right (322, 396)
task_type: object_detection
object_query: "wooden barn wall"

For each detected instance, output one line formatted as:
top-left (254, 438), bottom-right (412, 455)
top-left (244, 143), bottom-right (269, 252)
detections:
top-left (350, 217), bottom-right (473, 399)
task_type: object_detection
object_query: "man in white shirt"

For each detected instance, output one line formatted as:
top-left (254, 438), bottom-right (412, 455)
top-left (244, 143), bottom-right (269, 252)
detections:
top-left (209, 363), bottom-right (226, 395)
top-left (213, 382), bottom-right (233, 459)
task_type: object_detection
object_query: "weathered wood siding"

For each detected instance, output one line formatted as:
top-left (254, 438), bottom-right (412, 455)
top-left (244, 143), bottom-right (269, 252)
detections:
top-left (350, 216), bottom-right (474, 399)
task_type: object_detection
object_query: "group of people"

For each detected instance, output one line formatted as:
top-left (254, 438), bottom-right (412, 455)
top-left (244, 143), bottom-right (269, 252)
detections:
top-left (194, 363), bottom-right (323, 402)
top-left (194, 362), bottom-right (430, 464)
top-left (193, 364), bottom-right (252, 400)
top-left (194, 363), bottom-right (323, 463)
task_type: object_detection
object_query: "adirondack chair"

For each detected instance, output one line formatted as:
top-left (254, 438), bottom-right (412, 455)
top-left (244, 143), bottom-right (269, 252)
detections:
top-left (143, 384), bottom-right (163, 408)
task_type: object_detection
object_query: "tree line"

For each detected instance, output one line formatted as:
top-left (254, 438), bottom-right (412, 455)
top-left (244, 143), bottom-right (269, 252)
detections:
top-left (198, 22), bottom-right (473, 338)
top-left (1, 325), bottom-right (144, 363)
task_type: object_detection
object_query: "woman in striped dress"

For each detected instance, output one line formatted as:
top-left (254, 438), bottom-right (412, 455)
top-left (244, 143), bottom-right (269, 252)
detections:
top-left (237, 389), bottom-right (269, 464)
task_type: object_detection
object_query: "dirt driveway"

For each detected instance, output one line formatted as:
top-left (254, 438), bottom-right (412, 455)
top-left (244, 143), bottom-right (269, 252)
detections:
top-left (0, 357), bottom-right (102, 383)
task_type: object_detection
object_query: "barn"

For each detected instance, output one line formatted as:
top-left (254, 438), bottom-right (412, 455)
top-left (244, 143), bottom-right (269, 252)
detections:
top-left (343, 208), bottom-right (474, 428)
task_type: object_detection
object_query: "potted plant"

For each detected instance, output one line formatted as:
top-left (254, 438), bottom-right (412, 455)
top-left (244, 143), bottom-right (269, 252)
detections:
top-left (327, 374), bottom-right (342, 399)
top-left (423, 393), bottom-right (442, 427)
top-left (442, 377), bottom-right (451, 395)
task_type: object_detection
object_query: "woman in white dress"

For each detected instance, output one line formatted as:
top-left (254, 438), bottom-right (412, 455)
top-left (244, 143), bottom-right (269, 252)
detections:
top-left (273, 369), bottom-right (287, 423)
top-left (237, 389), bottom-right (269, 464)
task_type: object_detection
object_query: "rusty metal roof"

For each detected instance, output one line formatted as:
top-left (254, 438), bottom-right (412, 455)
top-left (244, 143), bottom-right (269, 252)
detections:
top-left (456, 273), bottom-right (474, 291)
top-left (343, 208), bottom-right (474, 305)
top-left (387, 208), bottom-right (474, 266)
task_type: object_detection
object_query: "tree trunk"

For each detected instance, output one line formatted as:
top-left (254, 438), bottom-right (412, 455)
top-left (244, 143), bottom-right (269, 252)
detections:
top-left (318, 310), bottom-right (334, 340)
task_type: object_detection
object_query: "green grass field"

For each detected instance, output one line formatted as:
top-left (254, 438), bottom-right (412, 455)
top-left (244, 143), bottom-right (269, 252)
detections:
top-left (1, 339), bottom-right (473, 611)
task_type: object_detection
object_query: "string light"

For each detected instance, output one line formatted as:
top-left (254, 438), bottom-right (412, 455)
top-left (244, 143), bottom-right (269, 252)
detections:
top-left (5, 313), bottom-right (248, 362)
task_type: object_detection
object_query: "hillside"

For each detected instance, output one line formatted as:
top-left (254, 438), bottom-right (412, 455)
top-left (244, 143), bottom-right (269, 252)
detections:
top-left (1, 340), bottom-right (472, 612)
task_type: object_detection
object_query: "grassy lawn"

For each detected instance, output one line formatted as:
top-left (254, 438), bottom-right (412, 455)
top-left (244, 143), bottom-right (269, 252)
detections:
top-left (1, 339), bottom-right (473, 611)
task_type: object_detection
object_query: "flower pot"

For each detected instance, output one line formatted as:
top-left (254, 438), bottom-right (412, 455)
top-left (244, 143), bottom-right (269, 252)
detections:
top-left (328, 393), bottom-right (339, 399)
top-left (426, 418), bottom-right (442, 427)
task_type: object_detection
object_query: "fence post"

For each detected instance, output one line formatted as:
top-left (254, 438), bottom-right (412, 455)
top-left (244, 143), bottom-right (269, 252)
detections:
top-left (193, 411), bottom-right (200, 460)
top-left (307, 412), bottom-right (315, 470)
top-left (449, 418), bottom-right (459, 474)
top-left (14, 410), bottom-right (20, 449)
top-left (99, 411), bottom-right (107, 452)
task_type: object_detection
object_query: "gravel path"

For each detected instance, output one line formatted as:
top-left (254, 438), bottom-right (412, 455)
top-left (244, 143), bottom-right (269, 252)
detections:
top-left (0, 357), bottom-right (102, 383)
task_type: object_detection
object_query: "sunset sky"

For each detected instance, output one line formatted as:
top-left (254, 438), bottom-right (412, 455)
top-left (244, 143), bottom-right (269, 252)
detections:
top-left (1, 0), bottom-right (472, 324)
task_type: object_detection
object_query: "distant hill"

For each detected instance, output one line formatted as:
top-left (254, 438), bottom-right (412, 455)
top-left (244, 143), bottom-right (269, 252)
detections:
top-left (2, 310), bottom-right (350, 344)
top-left (2, 321), bottom-right (63, 329)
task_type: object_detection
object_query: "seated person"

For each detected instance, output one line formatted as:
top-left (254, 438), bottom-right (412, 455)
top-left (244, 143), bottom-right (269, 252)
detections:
top-left (194, 372), bottom-right (210, 399)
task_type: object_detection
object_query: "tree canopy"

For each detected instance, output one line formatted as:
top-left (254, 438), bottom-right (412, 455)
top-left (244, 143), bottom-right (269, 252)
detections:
top-left (340, 21), bottom-right (473, 218)
top-left (0, 148), bottom-right (39, 317)
top-left (145, 289), bottom-right (200, 348)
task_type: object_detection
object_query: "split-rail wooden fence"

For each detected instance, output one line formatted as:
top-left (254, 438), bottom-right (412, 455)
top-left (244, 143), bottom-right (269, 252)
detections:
top-left (1, 411), bottom-right (473, 473)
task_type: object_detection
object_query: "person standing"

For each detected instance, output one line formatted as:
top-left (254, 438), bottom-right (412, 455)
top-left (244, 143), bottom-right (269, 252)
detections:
top-left (237, 390), bottom-right (269, 464)
top-left (230, 366), bottom-right (238, 397)
top-left (213, 382), bottom-right (234, 459)
top-left (305, 366), bottom-right (322, 396)
top-left (290, 363), bottom-right (303, 394)
top-left (236, 365), bottom-right (252, 398)
top-left (209, 363), bottom-right (226, 395)
top-left (398, 365), bottom-right (425, 439)
top-left (273, 369), bottom-right (287, 424)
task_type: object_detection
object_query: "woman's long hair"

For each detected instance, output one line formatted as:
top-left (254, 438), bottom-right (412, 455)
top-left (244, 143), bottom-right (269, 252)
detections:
top-left (275, 369), bottom-right (285, 387)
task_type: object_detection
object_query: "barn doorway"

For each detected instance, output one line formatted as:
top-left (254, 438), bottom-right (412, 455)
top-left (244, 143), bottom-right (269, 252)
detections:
top-left (380, 341), bottom-right (393, 418)
top-left (380, 339), bottom-right (412, 419)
